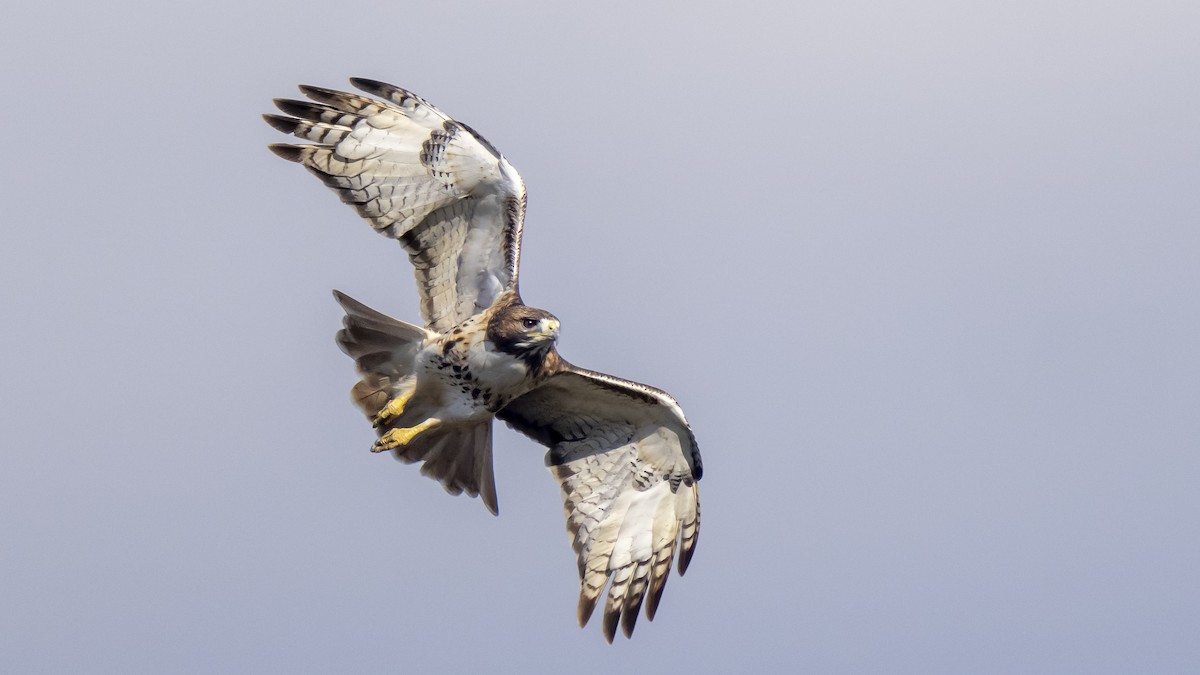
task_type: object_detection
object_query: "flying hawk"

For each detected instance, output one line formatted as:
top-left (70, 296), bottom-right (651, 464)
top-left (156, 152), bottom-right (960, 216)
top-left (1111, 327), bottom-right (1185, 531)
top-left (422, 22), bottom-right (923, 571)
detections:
top-left (264, 78), bottom-right (702, 642)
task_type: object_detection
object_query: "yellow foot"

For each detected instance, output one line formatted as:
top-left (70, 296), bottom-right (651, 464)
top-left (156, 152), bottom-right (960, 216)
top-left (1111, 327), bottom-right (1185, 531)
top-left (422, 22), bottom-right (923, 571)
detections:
top-left (373, 389), bottom-right (414, 428)
top-left (372, 418), bottom-right (440, 452)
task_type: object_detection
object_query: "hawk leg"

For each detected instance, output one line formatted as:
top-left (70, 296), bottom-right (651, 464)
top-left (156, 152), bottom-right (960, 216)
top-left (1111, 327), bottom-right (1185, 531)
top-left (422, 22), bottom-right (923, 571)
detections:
top-left (372, 418), bottom-right (441, 452)
top-left (373, 388), bottom-right (415, 428)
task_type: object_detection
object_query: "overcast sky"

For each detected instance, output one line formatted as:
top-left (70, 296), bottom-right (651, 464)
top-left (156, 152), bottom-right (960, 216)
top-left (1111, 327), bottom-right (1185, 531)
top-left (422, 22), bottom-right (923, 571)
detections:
top-left (2, 1), bottom-right (1198, 673)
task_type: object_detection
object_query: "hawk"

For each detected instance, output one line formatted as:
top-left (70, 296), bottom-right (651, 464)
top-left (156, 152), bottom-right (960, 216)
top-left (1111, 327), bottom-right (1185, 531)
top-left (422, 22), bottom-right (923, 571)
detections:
top-left (264, 79), bottom-right (702, 642)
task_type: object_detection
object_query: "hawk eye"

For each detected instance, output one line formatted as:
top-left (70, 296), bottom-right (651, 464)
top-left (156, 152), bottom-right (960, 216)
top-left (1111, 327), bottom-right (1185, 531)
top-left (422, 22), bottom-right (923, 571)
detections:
top-left (522, 318), bottom-right (539, 329)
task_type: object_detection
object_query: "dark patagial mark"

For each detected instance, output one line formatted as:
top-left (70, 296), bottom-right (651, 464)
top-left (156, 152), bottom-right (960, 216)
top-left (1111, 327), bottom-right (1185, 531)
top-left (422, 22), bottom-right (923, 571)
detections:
top-left (454, 120), bottom-right (502, 160)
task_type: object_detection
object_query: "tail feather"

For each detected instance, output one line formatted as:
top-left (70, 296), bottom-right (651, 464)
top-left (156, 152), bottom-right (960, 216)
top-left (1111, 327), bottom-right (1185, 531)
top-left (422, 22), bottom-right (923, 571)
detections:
top-left (334, 290), bottom-right (428, 344)
top-left (397, 421), bottom-right (498, 515)
top-left (333, 290), bottom-right (430, 419)
top-left (333, 290), bottom-right (498, 514)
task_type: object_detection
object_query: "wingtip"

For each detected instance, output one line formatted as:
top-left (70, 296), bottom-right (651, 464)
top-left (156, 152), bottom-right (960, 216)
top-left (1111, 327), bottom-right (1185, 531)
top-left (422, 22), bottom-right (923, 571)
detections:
top-left (350, 77), bottom-right (417, 105)
top-left (645, 574), bottom-right (669, 621)
top-left (678, 500), bottom-right (700, 576)
top-left (620, 607), bottom-right (639, 639)
top-left (298, 83), bottom-right (335, 98)
top-left (348, 76), bottom-right (386, 93)
top-left (577, 594), bottom-right (597, 628)
top-left (262, 113), bottom-right (298, 134)
top-left (267, 143), bottom-right (305, 162)
top-left (644, 600), bottom-right (659, 622)
top-left (297, 84), bottom-right (371, 111)
top-left (677, 544), bottom-right (696, 576)
top-left (601, 608), bottom-right (619, 644)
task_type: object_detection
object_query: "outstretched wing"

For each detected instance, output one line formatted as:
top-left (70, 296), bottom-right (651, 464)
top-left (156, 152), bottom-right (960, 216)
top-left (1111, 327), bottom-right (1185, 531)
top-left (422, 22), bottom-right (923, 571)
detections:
top-left (497, 367), bottom-right (702, 642)
top-left (265, 78), bottom-right (526, 333)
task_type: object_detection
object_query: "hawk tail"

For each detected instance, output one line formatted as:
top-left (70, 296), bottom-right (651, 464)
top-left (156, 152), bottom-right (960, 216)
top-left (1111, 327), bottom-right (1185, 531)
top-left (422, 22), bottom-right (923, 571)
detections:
top-left (333, 290), bottom-right (430, 418)
top-left (332, 290), bottom-right (500, 514)
top-left (396, 419), bottom-right (498, 515)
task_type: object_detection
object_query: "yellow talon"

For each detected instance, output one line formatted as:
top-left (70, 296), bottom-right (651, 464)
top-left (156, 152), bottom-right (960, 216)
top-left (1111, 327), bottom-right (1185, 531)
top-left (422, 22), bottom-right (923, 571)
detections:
top-left (372, 418), bottom-right (440, 452)
top-left (373, 389), bottom-right (414, 427)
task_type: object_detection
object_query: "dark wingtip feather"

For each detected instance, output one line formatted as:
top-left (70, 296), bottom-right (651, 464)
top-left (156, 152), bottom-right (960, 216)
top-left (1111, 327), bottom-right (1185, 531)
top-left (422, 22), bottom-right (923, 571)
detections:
top-left (678, 503), bottom-right (701, 575)
top-left (645, 574), bottom-right (669, 621)
top-left (678, 536), bottom-right (697, 575)
top-left (620, 598), bottom-right (643, 639)
top-left (349, 77), bottom-right (391, 94)
top-left (267, 143), bottom-right (305, 162)
top-left (273, 98), bottom-right (333, 121)
top-left (298, 84), bottom-right (374, 113)
top-left (262, 113), bottom-right (299, 134)
top-left (298, 84), bottom-right (341, 99)
top-left (577, 594), bottom-right (597, 628)
top-left (601, 608), bottom-right (619, 644)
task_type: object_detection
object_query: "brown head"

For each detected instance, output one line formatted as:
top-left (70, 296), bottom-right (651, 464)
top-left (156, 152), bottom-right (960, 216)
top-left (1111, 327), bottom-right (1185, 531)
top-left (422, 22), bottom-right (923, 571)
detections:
top-left (486, 304), bottom-right (561, 359)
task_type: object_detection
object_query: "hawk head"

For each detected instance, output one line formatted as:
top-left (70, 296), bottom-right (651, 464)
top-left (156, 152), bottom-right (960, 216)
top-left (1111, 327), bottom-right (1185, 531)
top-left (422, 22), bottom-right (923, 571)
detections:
top-left (487, 304), bottom-right (560, 358)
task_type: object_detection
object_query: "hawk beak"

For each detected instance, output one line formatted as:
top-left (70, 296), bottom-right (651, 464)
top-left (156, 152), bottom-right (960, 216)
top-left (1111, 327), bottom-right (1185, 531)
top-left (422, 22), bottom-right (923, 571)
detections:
top-left (542, 319), bottom-right (560, 339)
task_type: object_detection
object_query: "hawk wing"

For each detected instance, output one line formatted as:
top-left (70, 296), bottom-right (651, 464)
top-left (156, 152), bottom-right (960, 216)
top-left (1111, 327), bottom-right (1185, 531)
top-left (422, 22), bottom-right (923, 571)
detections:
top-left (265, 78), bottom-right (526, 333)
top-left (497, 366), bottom-right (702, 642)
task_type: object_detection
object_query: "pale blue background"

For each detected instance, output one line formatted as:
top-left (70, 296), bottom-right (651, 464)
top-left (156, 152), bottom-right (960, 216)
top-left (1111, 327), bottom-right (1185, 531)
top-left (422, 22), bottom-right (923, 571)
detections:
top-left (2, 1), bottom-right (1198, 672)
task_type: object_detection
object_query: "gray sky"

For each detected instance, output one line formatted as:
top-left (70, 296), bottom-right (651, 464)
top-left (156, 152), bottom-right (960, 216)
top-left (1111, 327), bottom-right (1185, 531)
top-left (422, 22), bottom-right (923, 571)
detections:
top-left (3, 1), bottom-right (1198, 672)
